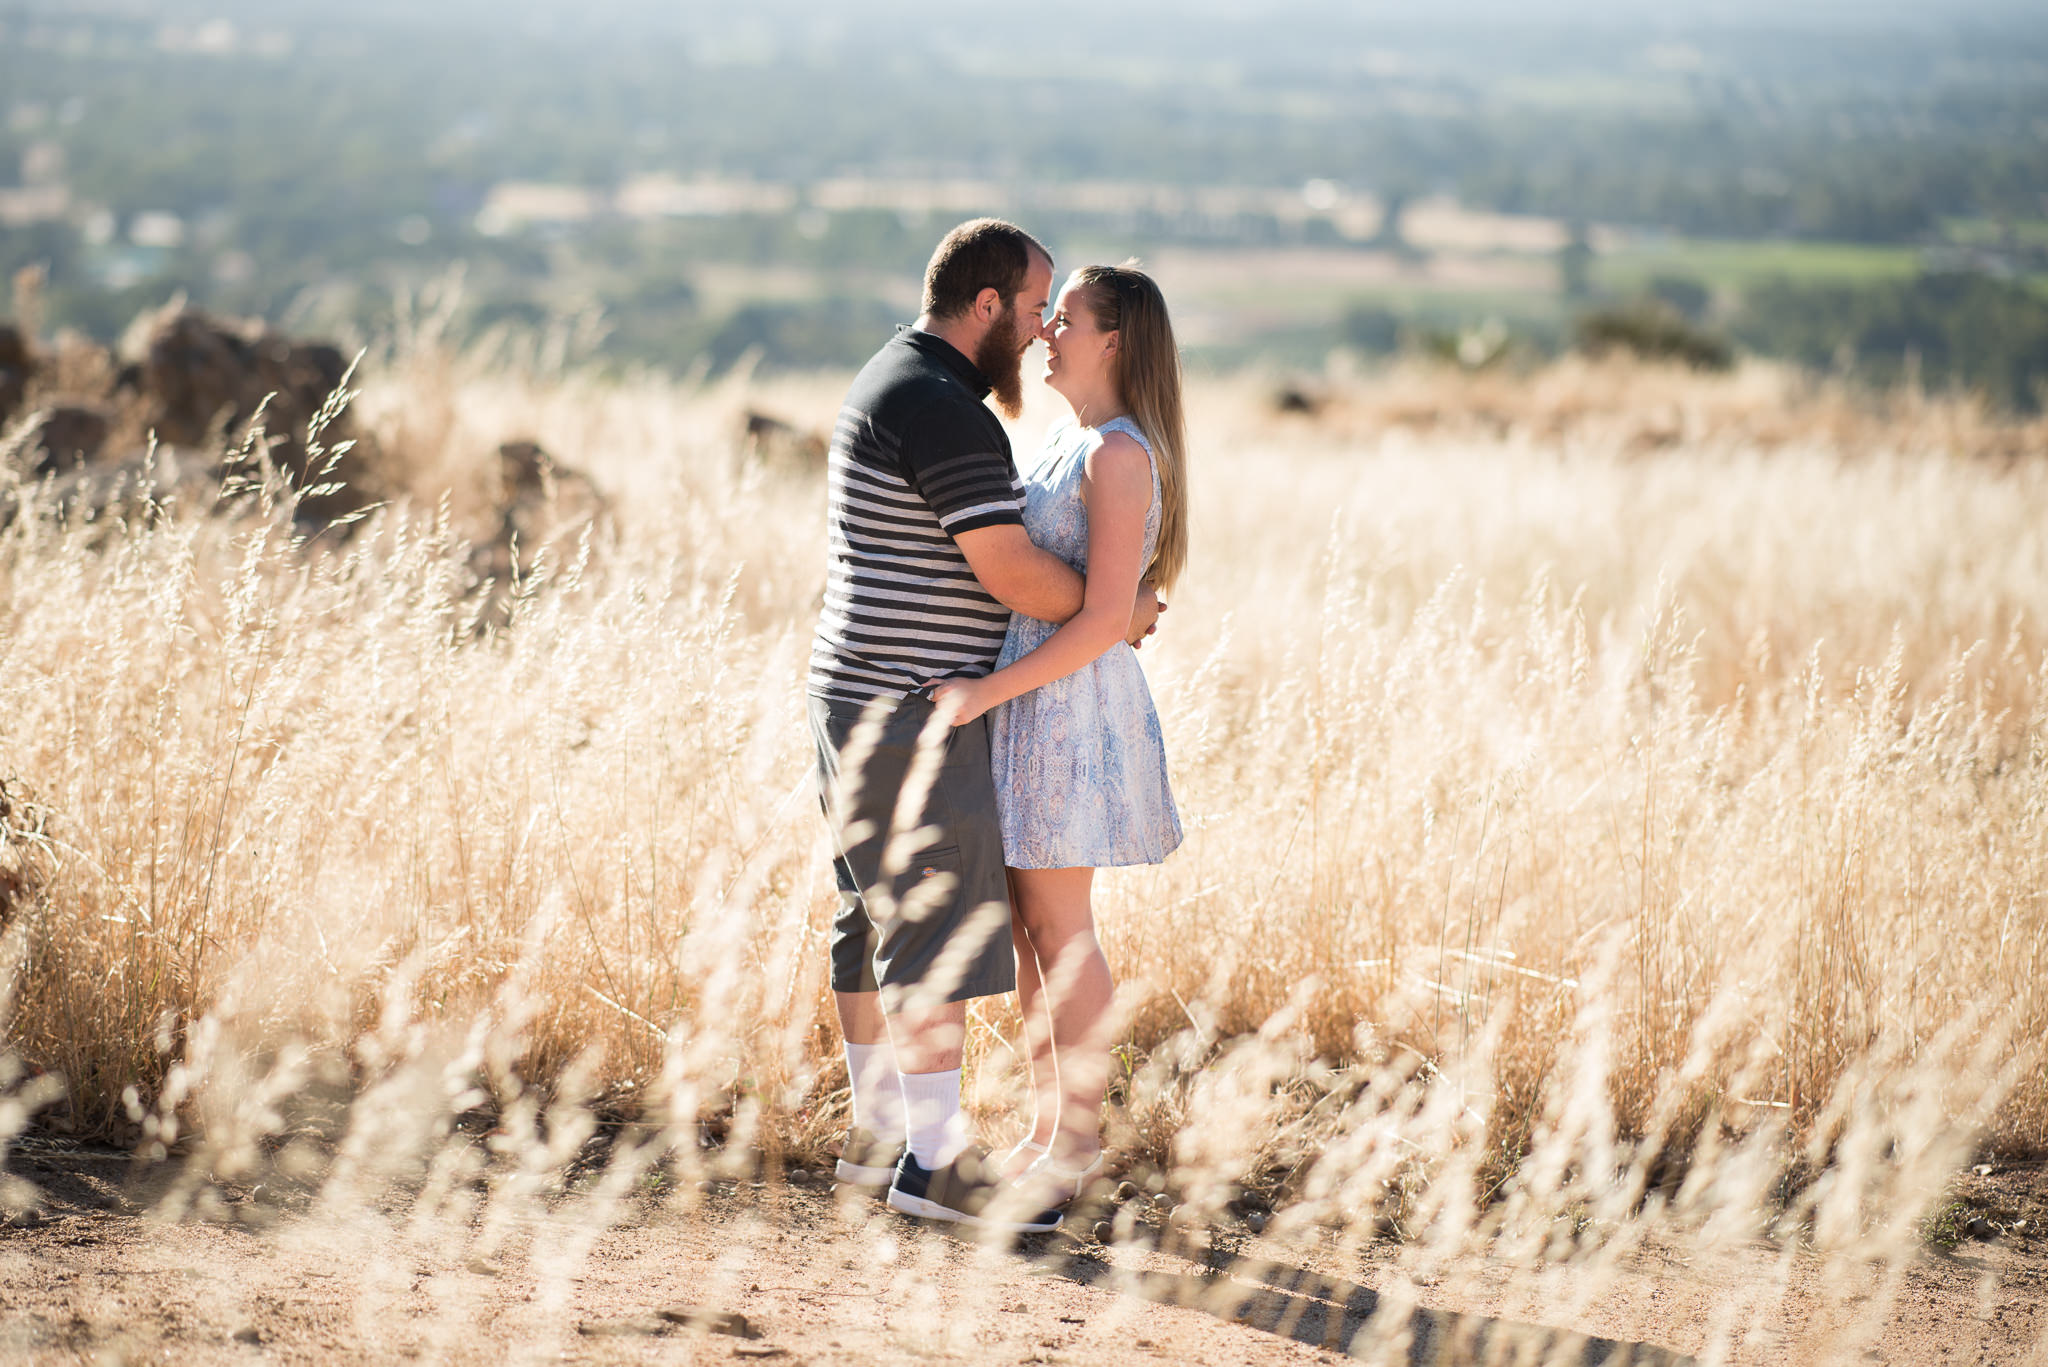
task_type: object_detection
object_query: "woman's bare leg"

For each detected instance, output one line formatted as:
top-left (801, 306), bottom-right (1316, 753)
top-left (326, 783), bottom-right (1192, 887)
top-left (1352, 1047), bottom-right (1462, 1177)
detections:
top-left (1005, 879), bottom-right (1061, 1178)
top-left (1010, 866), bottom-right (1113, 1168)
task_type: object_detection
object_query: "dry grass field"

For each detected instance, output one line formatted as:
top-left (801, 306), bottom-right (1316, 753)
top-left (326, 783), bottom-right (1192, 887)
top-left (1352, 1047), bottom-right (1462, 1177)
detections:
top-left (3, 345), bottom-right (2047, 1363)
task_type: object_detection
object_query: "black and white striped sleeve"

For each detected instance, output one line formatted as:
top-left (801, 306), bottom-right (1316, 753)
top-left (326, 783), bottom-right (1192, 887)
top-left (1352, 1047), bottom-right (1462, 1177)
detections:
top-left (899, 402), bottom-right (1024, 536)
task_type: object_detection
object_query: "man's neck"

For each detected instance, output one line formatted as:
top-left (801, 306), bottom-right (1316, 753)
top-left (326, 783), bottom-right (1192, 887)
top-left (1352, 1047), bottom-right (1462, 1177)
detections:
top-left (915, 313), bottom-right (983, 366)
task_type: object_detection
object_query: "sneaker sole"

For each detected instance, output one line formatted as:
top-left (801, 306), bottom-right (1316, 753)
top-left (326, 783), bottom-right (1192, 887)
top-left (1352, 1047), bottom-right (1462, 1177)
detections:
top-left (885, 1186), bottom-right (1062, 1233)
top-left (835, 1158), bottom-right (898, 1187)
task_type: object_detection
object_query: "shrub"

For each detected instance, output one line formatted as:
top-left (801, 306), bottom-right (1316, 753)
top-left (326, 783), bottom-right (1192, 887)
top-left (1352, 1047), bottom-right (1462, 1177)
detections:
top-left (1575, 300), bottom-right (1735, 371)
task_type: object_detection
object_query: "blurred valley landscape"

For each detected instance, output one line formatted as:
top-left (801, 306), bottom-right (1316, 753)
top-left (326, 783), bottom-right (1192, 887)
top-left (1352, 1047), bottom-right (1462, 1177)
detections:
top-left (3, 0), bottom-right (2046, 400)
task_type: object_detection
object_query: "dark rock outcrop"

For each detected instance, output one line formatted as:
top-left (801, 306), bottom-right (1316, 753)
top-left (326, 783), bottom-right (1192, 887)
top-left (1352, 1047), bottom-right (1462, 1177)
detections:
top-left (135, 307), bottom-right (381, 521)
top-left (10, 404), bottom-right (112, 476)
top-left (0, 324), bottom-right (34, 430)
top-left (741, 409), bottom-right (826, 468)
top-left (0, 778), bottom-right (51, 932)
top-left (466, 439), bottom-right (611, 628)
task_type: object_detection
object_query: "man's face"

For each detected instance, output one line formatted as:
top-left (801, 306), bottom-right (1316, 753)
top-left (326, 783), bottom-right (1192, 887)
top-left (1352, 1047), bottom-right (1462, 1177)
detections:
top-left (974, 252), bottom-right (1054, 420)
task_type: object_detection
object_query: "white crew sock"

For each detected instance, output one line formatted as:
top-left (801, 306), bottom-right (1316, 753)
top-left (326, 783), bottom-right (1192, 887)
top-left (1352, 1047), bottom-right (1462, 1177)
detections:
top-left (844, 1041), bottom-right (906, 1142)
top-left (898, 1067), bottom-right (969, 1169)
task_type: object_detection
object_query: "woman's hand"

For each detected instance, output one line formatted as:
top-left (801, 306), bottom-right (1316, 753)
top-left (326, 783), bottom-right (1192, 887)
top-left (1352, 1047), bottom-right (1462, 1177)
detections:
top-left (1127, 583), bottom-right (1165, 649)
top-left (927, 675), bottom-right (1002, 728)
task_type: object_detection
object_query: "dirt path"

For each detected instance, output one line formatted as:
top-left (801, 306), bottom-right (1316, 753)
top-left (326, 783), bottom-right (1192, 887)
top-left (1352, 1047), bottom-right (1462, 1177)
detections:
top-left (4, 1147), bottom-right (2044, 1365)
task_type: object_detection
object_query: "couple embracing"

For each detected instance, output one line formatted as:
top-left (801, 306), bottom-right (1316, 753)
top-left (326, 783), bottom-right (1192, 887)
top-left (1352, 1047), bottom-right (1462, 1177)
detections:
top-left (807, 218), bottom-right (1188, 1233)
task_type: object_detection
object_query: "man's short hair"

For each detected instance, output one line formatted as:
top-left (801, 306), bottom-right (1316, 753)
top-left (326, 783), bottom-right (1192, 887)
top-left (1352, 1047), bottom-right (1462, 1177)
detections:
top-left (921, 218), bottom-right (1051, 320)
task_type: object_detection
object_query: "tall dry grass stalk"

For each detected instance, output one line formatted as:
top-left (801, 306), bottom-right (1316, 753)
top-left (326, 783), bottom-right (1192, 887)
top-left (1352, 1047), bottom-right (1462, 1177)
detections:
top-left (1, 346), bottom-right (2044, 1361)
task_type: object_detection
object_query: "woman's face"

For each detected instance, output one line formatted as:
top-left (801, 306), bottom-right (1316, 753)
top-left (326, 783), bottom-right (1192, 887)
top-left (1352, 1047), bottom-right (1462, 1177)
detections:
top-left (1041, 278), bottom-right (1116, 400)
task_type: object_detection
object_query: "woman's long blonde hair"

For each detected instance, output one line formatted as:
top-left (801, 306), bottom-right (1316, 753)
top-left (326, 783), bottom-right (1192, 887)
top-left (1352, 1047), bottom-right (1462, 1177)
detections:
top-left (1074, 262), bottom-right (1189, 593)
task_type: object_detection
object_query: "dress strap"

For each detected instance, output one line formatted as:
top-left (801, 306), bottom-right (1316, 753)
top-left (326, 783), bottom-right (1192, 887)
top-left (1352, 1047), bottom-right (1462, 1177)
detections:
top-left (1095, 414), bottom-right (1151, 454)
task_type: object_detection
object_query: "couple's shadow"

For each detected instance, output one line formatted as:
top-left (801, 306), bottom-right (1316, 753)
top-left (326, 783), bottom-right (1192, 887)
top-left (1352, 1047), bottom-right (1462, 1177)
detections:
top-left (1014, 1226), bottom-right (1694, 1366)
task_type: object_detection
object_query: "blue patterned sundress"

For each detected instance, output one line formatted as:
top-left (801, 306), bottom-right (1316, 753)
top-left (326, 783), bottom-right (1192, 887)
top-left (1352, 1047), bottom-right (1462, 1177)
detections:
top-left (987, 416), bottom-right (1184, 870)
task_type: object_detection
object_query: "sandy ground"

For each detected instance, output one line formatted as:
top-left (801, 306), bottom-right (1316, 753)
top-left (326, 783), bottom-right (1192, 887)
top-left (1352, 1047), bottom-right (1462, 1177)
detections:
top-left (3, 1145), bottom-right (2045, 1366)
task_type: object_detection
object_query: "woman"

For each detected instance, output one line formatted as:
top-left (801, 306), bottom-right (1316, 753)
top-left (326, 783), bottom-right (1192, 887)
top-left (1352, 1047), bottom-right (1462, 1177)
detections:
top-left (930, 262), bottom-right (1188, 1203)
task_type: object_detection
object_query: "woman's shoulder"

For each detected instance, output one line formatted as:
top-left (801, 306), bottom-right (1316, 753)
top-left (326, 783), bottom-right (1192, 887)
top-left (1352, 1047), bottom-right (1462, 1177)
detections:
top-left (1087, 417), bottom-right (1154, 472)
top-left (1094, 414), bottom-right (1154, 455)
top-left (1082, 427), bottom-right (1154, 487)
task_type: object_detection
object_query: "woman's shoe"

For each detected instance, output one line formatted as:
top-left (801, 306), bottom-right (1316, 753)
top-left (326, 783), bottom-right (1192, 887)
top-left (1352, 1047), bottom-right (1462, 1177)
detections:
top-left (1020, 1148), bottom-right (1104, 1206)
top-left (999, 1137), bottom-right (1050, 1181)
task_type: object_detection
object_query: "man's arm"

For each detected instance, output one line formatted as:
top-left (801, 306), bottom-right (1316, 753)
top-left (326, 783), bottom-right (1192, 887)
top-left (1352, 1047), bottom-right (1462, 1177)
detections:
top-left (954, 524), bottom-right (1084, 624)
top-left (955, 525), bottom-right (1163, 645)
top-left (900, 400), bottom-right (1160, 643)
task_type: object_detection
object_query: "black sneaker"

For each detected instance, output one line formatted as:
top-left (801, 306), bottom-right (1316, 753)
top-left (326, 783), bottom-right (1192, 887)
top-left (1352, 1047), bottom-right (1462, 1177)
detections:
top-left (886, 1144), bottom-right (1064, 1233)
top-left (835, 1127), bottom-right (904, 1187)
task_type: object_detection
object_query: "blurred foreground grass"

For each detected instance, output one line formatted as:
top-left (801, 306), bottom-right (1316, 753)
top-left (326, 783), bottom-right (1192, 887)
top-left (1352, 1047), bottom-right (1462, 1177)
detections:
top-left (1, 348), bottom-right (2045, 1361)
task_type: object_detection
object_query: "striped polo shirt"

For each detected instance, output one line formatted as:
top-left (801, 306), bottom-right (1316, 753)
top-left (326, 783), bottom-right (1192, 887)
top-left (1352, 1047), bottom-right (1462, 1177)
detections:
top-left (808, 327), bottom-right (1026, 705)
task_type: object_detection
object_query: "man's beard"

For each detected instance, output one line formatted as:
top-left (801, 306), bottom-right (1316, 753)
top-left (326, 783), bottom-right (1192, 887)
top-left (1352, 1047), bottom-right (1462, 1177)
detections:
top-left (974, 304), bottom-right (1027, 419)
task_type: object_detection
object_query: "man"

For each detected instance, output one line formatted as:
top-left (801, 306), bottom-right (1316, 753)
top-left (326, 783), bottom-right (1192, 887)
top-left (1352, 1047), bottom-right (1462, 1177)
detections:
top-left (807, 218), bottom-right (1160, 1231)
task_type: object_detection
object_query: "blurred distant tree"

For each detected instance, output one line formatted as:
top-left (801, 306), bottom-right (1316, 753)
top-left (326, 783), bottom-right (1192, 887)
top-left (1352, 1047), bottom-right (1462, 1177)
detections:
top-left (0, 223), bottom-right (77, 311)
top-left (1646, 274), bottom-right (1712, 322)
top-left (1576, 301), bottom-right (1734, 371)
top-left (705, 297), bottom-right (900, 374)
top-left (1789, 179), bottom-right (1935, 244)
top-left (1341, 304), bottom-right (1403, 355)
top-left (597, 275), bottom-right (700, 365)
top-left (467, 297), bottom-right (551, 336)
top-left (1369, 189), bottom-right (1419, 259)
top-left (1558, 223), bottom-right (1594, 300)
top-left (1735, 271), bottom-right (2048, 411)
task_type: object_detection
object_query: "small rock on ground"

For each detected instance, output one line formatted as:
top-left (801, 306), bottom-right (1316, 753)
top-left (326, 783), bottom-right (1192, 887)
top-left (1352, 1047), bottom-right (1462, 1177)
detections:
top-left (657, 1305), bottom-right (756, 1337)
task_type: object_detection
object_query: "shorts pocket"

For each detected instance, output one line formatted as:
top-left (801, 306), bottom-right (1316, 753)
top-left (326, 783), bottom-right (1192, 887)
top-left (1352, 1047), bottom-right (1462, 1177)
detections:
top-left (940, 713), bottom-right (987, 767)
top-left (890, 844), bottom-right (963, 923)
top-left (900, 844), bottom-right (961, 882)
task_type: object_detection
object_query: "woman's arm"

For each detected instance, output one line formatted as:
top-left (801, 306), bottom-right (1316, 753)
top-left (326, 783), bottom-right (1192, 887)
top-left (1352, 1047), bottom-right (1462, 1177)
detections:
top-left (929, 432), bottom-right (1153, 726)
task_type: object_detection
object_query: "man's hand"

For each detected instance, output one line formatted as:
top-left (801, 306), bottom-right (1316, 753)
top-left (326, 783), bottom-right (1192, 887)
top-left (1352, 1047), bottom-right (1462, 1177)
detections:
top-left (1127, 583), bottom-right (1165, 649)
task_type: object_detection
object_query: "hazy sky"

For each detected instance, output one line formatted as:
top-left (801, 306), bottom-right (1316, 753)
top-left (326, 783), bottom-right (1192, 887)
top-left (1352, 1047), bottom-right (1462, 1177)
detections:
top-left (88, 0), bottom-right (2048, 30)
